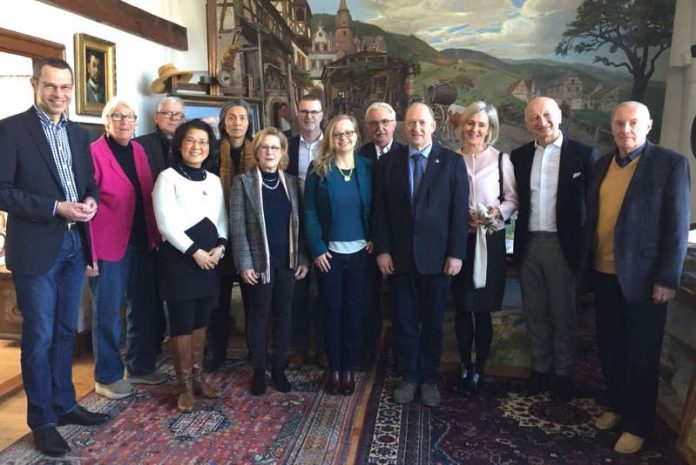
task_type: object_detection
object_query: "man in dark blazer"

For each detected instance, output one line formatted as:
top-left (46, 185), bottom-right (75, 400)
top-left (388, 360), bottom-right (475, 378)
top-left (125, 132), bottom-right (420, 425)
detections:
top-left (373, 102), bottom-right (469, 407)
top-left (285, 94), bottom-right (326, 369)
top-left (356, 101), bottom-right (404, 367)
top-left (586, 101), bottom-right (690, 454)
top-left (133, 96), bottom-right (185, 181)
top-left (0, 57), bottom-right (109, 457)
top-left (511, 96), bottom-right (596, 400)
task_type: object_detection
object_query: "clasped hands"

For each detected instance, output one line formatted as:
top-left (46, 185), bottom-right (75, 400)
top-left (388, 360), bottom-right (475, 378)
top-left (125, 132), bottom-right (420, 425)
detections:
top-left (57, 197), bottom-right (97, 223)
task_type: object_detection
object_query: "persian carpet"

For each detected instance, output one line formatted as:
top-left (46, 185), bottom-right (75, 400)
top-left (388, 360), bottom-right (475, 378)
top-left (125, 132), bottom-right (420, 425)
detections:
top-left (356, 337), bottom-right (687, 465)
top-left (0, 359), bottom-right (369, 465)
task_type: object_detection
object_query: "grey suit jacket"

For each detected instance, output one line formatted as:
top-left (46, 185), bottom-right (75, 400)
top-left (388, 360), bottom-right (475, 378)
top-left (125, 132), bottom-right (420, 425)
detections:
top-left (585, 142), bottom-right (691, 302)
top-left (229, 168), bottom-right (308, 283)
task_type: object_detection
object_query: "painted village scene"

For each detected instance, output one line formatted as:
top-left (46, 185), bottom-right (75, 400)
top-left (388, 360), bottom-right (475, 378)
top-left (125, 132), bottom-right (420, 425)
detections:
top-left (211, 0), bottom-right (673, 157)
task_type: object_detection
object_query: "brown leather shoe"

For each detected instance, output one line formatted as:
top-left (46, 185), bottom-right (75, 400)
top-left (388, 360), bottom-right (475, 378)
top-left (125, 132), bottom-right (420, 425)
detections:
top-left (340, 371), bottom-right (355, 395)
top-left (595, 411), bottom-right (621, 431)
top-left (170, 335), bottom-right (195, 412)
top-left (614, 432), bottom-right (644, 454)
top-left (326, 371), bottom-right (340, 395)
top-left (288, 351), bottom-right (307, 369)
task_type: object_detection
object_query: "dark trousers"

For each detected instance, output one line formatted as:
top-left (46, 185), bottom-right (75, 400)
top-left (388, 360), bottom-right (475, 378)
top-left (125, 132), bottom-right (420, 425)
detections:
top-left (247, 265), bottom-right (296, 370)
top-left (390, 272), bottom-right (451, 383)
top-left (593, 271), bottom-right (667, 437)
top-left (290, 268), bottom-right (324, 353)
top-left (360, 254), bottom-right (384, 362)
top-left (317, 249), bottom-right (368, 371)
top-left (207, 273), bottom-right (250, 362)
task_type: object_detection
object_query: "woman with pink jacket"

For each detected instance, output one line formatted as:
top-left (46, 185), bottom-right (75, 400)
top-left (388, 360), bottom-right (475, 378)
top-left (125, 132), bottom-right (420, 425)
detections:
top-left (87, 96), bottom-right (163, 400)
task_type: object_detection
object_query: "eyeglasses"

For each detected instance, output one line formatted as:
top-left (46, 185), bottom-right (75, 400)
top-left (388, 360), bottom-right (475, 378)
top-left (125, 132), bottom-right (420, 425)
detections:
top-left (157, 111), bottom-right (185, 121)
top-left (367, 119), bottom-right (395, 128)
top-left (110, 112), bottom-right (137, 122)
top-left (183, 137), bottom-right (209, 146)
top-left (332, 130), bottom-right (356, 139)
top-left (299, 109), bottom-right (322, 116)
top-left (258, 145), bottom-right (282, 152)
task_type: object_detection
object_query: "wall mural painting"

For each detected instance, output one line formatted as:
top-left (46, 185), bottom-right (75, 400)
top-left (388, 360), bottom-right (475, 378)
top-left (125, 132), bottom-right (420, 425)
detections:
top-left (306, 0), bottom-right (675, 154)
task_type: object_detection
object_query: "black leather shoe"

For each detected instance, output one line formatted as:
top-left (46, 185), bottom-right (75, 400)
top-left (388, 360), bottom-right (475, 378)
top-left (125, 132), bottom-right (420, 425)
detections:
top-left (271, 368), bottom-right (292, 393)
top-left (58, 405), bottom-right (111, 426)
top-left (471, 371), bottom-right (484, 392)
top-left (34, 426), bottom-right (70, 457)
top-left (457, 364), bottom-right (473, 393)
top-left (525, 370), bottom-right (550, 395)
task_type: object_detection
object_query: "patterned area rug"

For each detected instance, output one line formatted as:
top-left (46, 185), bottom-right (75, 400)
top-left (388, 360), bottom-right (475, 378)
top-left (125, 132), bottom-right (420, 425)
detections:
top-left (357, 338), bottom-right (687, 465)
top-left (0, 359), bottom-right (367, 465)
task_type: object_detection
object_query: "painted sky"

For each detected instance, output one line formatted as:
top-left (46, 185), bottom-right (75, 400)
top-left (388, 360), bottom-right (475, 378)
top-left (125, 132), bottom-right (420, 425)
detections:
top-left (307, 0), bottom-right (585, 61)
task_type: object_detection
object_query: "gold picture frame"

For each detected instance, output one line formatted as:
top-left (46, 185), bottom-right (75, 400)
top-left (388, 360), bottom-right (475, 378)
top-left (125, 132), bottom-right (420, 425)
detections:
top-left (74, 33), bottom-right (116, 116)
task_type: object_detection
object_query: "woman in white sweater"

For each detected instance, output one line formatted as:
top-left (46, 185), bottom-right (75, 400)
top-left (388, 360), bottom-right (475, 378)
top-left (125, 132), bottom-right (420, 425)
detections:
top-left (152, 119), bottom-right (228, 412)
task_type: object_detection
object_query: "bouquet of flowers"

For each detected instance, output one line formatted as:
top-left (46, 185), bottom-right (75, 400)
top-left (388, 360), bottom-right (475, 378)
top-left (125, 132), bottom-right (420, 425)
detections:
top-left (472, 203), bottom-right (499, 289)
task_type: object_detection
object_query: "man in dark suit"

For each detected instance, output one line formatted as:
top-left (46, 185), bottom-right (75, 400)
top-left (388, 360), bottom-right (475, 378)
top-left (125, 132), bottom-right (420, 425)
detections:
top-left (373, 102), bottom-right (469, 407)
top-left (587, 101), bottom-right (690, 454)
top-left (356, 101), bottom-right (403, 367)
top-left (133, 96), bottom-right (185, 181)
top-left (511, 96), bottom-right (596, 400)
top-left (0, 57), bottom-right (109, 457)
top-left (286, 94), bottom-right (326, 368)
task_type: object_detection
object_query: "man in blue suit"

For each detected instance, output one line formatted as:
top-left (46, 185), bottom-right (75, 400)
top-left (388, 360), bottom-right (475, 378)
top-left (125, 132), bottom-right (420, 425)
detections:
top-left (587, 101), bottom-right (690, 454)
top-left (373, 102), bottom-right (469, 407)
top-left (511, 96), bottom-right (596, 400)
top-left (0, 57), bottom-right (109, 456)
top-left (356, 102), bottom-right (404, 368)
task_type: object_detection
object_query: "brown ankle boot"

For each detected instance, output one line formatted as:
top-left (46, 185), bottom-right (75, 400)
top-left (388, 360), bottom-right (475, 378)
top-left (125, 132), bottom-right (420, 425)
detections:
top-left (170, 335), bottom-right (195, 412)
top-left (192, 328), bottom-right (219, 398)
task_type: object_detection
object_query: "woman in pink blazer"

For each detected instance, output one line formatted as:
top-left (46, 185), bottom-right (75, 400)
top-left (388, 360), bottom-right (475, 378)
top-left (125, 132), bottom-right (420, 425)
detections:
top-left (87, 96), bottom-right (163, 400)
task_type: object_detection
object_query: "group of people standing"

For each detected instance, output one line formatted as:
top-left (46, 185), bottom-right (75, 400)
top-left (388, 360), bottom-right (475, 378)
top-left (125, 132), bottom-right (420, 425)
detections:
top-left (0, 56), bottom-right (690, 459)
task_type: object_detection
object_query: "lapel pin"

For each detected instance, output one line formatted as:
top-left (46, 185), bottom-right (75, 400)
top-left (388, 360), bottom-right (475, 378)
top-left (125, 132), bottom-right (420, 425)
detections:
top-left (434, 159), bottom-right (440, 164)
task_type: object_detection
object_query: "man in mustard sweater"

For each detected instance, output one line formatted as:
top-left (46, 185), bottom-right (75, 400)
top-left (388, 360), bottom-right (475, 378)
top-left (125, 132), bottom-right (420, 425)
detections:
top-left (585, 101), bottom-right (691, 454)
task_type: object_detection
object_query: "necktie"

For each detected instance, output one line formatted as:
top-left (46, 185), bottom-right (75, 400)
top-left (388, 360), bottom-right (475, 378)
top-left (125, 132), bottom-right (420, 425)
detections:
top-left (411, 152), bottom-right (425, 203)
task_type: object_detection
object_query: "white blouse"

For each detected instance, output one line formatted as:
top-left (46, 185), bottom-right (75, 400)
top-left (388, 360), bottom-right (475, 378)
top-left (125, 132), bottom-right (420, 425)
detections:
top-left (459, 145), bottom-right (519, 231)
top-left (152, 168), bottom-right (228, 254)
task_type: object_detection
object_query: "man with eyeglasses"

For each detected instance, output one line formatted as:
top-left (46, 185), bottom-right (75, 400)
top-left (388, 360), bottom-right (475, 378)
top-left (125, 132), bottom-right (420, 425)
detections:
top-left (0, 57), bottom-right (109, 457)
top-left (286, 94), bottom-right (327, 369)
top-left (356, 102), bottom-right (404, 368)
top-left (134, 96), bottom-right (185, 180)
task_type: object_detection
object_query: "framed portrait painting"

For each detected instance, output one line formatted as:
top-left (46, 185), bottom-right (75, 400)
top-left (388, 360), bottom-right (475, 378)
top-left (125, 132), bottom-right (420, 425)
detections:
top-left (74, 33), bottom-right (116, 116)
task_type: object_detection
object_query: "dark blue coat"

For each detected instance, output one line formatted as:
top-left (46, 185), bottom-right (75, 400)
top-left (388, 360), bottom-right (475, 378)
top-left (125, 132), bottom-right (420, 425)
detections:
top-left (372, 143), bottom-right (469, 275)
top-left (584, 142), bottom-right (691, 302)
top-left (0, 107), bottom-right (99, 275)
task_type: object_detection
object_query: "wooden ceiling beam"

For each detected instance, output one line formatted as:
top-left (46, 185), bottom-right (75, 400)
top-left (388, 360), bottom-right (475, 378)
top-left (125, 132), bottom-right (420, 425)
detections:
top-left (38, 0), bottom-right (188, 50)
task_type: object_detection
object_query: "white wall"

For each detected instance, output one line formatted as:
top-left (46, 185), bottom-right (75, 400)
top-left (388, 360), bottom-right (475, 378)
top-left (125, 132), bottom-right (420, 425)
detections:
top-left (0, 0), bottom-right (208, 135)
top-left (662, 0), bottom-right (696, 217)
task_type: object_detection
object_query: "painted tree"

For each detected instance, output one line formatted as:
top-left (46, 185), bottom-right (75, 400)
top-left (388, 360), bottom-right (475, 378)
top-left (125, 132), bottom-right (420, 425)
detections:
top-left (556, 0), bottom-right (675, 101)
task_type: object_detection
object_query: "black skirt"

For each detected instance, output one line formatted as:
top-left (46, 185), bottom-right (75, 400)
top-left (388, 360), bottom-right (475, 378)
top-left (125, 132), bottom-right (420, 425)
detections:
top-left (158, 218), bottom-right (220, 302)
top-left (451, 229), bottom-right (506, 313)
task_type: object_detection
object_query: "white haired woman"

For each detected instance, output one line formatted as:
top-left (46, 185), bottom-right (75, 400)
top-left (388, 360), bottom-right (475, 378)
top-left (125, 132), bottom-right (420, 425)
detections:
top-left (87, 96), bottom-right (164, 400)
